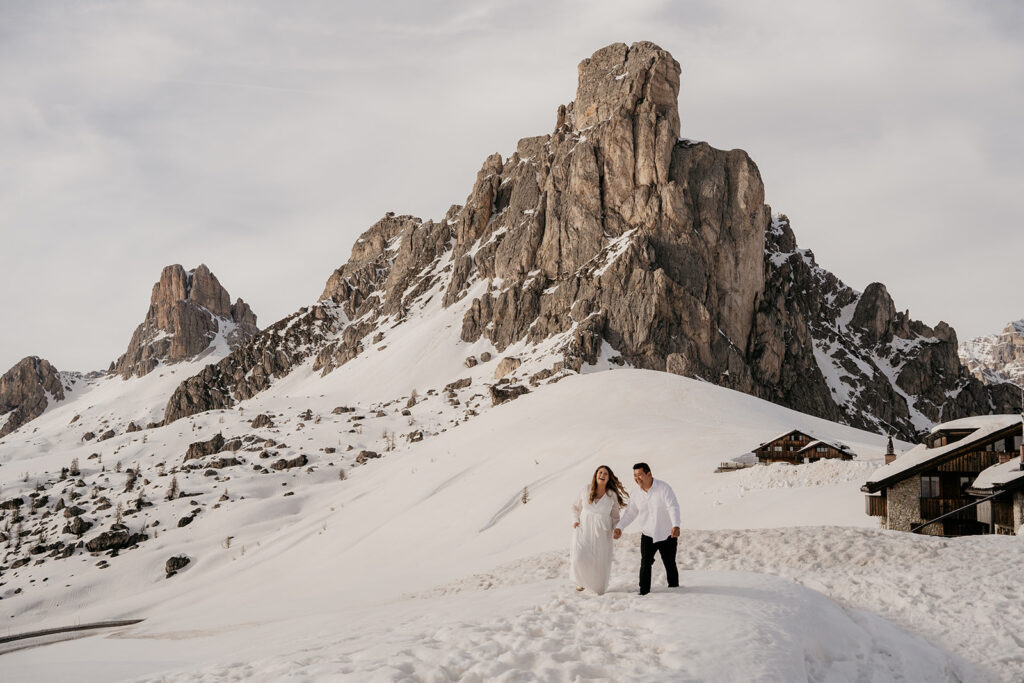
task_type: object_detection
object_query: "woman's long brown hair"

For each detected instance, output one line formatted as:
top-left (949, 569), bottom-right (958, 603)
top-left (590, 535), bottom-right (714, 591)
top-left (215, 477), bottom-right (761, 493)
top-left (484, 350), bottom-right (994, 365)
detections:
top-left (589, 465), bottom-right (629, 508)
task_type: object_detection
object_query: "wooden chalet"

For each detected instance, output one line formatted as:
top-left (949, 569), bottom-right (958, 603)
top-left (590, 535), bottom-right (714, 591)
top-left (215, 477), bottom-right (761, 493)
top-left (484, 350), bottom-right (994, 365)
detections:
top-left (862, 416), bottom-right (1024, 536)
top-left (966, 448), bottom-right (1024, 535)
top-left (754, 429), bottom-right (855, 465)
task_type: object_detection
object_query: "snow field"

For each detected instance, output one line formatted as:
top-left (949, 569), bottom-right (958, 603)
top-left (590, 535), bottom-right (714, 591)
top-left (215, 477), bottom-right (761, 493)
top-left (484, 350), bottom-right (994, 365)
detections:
top-left (1, 368), bottom-right (1014, 680)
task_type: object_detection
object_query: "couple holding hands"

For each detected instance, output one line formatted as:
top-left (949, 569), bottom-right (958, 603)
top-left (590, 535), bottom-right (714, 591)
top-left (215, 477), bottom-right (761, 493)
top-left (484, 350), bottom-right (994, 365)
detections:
top-left (570, 462), bottom-right (681, 596)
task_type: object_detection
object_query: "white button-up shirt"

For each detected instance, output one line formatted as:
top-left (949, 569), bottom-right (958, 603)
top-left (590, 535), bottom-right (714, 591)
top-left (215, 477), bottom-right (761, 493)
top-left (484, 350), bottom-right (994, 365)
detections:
top-left (616, 478), bottom-right (681, 542)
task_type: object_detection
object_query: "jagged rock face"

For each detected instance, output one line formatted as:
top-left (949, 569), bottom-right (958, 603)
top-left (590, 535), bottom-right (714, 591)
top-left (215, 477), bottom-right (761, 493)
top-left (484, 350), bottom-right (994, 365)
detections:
top-left (761, 218), bottom-right (1018, 436)
top-left (160, 41), bottom-right (1017, 440)
top-left (165, 303), bottom-right (340, 422)
top-left (112, 265), bottom-right (259, 379)
top-left (446, 41), bottom-right (768, 386)
top-left (0, 357), bottom-right (65, 438)
top-left (960, 321), bottom-right (1024, 387)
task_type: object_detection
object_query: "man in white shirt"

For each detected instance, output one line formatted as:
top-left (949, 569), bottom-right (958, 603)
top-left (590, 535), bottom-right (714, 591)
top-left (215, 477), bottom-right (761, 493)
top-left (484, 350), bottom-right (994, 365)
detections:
top-left (613, 462), bottom-right (681, 595)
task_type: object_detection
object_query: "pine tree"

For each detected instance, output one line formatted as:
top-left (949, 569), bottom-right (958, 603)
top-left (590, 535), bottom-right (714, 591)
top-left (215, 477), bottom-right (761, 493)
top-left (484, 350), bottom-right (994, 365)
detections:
top-left (166, 475), bottom-right (179, 501)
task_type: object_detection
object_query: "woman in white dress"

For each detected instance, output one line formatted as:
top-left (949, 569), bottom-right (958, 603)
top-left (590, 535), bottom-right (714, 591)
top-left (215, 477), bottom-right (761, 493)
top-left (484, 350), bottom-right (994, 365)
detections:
top-left (570, 465), bottom-right (629, 594)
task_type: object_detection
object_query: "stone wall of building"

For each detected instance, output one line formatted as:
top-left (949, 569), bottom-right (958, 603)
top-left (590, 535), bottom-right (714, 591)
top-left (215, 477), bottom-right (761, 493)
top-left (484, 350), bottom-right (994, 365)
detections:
top-left (885, 477), bottom-right (921, 532)
top-left (1013, 490), bottom-right (1024, 533)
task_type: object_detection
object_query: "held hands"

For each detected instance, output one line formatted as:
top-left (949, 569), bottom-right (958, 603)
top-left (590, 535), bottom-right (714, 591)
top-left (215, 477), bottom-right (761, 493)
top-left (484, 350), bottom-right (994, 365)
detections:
top-left (613, 529), bottom-right (621, 539)
top-left (573, 522), bottom-right (579, 528)
top-left (671, 527), bottom-right (680, 538)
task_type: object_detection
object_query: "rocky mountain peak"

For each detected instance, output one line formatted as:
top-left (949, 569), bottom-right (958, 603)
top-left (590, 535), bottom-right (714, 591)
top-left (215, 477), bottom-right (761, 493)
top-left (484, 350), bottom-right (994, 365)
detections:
top-left (851, 283), bottom-right (897, 343)
top-left (960, 319), bottom-right (1024, 387)
top-left (161, 42), bottom-right (1020, 439)
top-left (112, 265), bottom-right (258, 379)
top-left (0, 356), bottom-right (65, 438)
top-left (573, 41), bottom-right (681, 136)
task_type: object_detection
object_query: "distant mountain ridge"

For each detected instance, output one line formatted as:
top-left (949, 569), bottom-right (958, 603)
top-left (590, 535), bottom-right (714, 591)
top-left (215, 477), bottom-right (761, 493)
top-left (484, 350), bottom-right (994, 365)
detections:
top-left (0, 264), bottom-right (257, 436)
top-left (959, 320), bottom-right (1024, 388)
top-left (160, 41), bottom-right (1018, 439)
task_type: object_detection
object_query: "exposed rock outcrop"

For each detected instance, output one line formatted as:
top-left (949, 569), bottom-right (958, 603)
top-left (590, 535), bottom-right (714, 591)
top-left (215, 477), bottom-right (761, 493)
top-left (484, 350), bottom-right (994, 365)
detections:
top-left (165, 555), bottom-right (190, 578)
top-left (159, 41), bottom-right (1017, 439)
top-left (85, 529), bottom-right (147, 553)
top-left (0, 357), bottom-right (67, 439)
top-left (112, 264), bottom-right (258, 379)
top-left (960, 320), bottom-right (1024, 387)
top-left (758, 217), bottom-right (1018, 435)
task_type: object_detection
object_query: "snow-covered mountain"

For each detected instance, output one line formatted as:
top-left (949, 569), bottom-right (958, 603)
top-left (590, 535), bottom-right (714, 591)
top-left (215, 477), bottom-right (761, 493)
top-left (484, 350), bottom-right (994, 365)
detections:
top-left (0, 264), bottom-right (257, 439)
top-left (3, 41), bottom-right (1024, 681)
top-left (960, 319), bottom-right (1024, 388)
top-left (1, 370), bottom-right (1018, 681)
top-left (159, 41), bottom-right (1016, 442)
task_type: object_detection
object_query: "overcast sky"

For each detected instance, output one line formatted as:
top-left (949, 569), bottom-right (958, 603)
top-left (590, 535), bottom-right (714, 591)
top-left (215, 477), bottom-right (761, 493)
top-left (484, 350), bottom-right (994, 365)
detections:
top-left (2, 0), bottom-right (1022, 373)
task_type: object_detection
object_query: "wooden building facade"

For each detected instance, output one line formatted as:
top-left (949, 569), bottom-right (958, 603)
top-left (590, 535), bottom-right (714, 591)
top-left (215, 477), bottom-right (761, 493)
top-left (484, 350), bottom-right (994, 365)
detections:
top-left (862, 418), bottom-right (1023, 536)
top-left (755, 430), bottom-right (855, 465)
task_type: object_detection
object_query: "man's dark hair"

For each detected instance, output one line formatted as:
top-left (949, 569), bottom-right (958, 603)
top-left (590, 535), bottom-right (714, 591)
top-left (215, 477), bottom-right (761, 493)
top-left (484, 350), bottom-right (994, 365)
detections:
top-left (633, 462), bottom-right (651, 474)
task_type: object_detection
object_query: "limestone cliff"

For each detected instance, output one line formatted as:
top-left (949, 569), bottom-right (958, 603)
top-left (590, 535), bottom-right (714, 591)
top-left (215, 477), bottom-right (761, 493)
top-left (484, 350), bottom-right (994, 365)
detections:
top-left (163, 42), bottom-right (1018, 438)
top-left (960, 320), bottom-right (1024, 388)
top-left (0, 357), bottom-right (68, 438)
top-left (112, 264), bottom-right (258, 379)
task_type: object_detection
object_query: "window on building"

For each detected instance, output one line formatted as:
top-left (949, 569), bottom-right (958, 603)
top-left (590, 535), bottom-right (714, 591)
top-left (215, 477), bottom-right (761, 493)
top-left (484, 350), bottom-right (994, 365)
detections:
top-left (773, 445), bottom-right (782, 452)
top-left (816, 445), bottom-right (828, 453)
top-left (960, 476), bottom-right (971, 492)
top-left (1014, 435), bottom-right (1022, 451)
top-left (921, 476), bottom-right (941, 498)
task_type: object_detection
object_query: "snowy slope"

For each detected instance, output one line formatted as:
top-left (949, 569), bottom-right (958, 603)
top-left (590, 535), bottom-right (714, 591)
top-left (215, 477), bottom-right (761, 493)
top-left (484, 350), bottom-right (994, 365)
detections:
top-left (3, 369), bottom-right (1022, 681)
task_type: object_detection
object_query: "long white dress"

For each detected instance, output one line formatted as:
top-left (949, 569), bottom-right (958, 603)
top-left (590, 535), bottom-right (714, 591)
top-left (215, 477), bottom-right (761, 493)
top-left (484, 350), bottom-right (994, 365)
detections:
top-left (569, 489), bottom-right (620, 594)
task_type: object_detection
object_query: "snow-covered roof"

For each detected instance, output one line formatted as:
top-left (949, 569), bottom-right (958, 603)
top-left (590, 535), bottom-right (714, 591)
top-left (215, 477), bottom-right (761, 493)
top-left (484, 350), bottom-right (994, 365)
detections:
top-left (797, 439), bottom-right (854, 456)
top-left (755, 428), bottom-right (813, 449)
top-left (972, 458), bottom-right (1024, 491)
top-left (927, 414), bottom-right (1021, 435)
top-left (865, 414), bottom-right (1022, 491)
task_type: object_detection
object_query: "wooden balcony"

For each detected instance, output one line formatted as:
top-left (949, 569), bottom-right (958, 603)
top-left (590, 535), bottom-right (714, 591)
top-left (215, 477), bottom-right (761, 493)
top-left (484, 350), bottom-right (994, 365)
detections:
top-left (920, 497), bottom-right (977, 522)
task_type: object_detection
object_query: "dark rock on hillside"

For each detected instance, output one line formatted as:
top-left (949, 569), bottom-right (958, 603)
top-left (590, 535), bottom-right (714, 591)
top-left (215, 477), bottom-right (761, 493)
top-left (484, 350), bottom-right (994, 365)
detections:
top-left (166, 555), bottom-right (190, 578)
top-left (62, 515), bottom-right (92, 536)
top-left (490, 384), bottom-right (530, 406)
top-left (0, 357), bottom-right (66, 439)
top-left (270, 455), bottom-right (308, 470)
top-left (112, 264), bottom-right (259, 379)
top-left (184, 433), bottom-right (241, 461)
top-left (250, 414), bottom-right (274, 429)
top-left (85, 530), bottom-right (147, 553)
top-left (355, 450), bottom-right (379, 465)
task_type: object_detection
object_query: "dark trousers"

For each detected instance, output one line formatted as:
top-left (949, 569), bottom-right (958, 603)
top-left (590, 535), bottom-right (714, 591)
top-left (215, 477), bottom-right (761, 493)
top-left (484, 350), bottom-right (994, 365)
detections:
top-left (639, 534), bottom-right (678, 594)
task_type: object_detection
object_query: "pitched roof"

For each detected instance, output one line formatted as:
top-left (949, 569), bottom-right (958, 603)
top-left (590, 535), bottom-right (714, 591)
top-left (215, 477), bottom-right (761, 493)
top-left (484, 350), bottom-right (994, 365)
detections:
top-left (863, 415), bottom-right (1022, 493)
top-left (796, 439), bottom-right (855, 457)
top-left (754, 428), bottom-right (814, 450)
top-left (971, 458), bottom-right (1024, 492)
